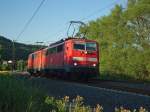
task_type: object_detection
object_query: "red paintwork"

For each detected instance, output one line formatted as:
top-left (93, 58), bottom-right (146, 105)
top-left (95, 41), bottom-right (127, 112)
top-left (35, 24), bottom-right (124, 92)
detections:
top-left (41, 49), bottom-right (47, 69)
top-left (28, 50), bottom-right (42, 72)
top-left (27, 53), bottom-right (33, 69)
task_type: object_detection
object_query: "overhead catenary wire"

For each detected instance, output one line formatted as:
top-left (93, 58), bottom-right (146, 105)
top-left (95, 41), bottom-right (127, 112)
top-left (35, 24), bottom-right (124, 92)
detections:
top-left (12, 0), bottom-right (46, 71)
top-left (44, 0), bottom-right (120, 44)
top-left (80, 0), bottom-right (120, 21)
top-left (79, 0), bottom-right (120, 22)
top-left (15, 0), bottom-right (46, 41)
top-left (43, 22), bottom-right (69, 44)
top-left (16, 0), bottom-right (121, 46)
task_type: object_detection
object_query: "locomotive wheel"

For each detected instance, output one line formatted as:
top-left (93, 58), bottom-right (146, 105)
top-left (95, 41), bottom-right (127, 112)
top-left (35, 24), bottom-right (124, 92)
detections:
top-left (56, 72), bottom-right (61, 79)
top-left (69, 72), bottom-right (79, 81)
top-left (79, 72), bottom-right (89, 81)
top-left (61, 72), bottom-right (69, 80)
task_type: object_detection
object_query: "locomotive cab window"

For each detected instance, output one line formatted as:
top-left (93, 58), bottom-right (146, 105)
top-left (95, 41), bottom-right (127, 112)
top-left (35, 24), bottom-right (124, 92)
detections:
top-left (32, 54), bottom-right (34, 59)
top-left (57, 44), bottom-right (64, 52)
top-left (74, 42), bottom-right (97, 51)
top-left (86, 43), bottom-right (97, 51)
top-left (48, 47), bottom-right (57, 54)
top-left (45, 50), bottom-right (48, 56)
top-left (33, 54), bottom-right (36, 58)
top-left (74, 43), bottom-right (85, 50)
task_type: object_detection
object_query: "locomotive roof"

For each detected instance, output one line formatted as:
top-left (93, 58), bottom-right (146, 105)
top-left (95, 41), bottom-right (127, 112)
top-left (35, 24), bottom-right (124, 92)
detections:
top-left (49, 37), bottom-right (90, 47)
top-left (30, 37), bottom-right (97, 55)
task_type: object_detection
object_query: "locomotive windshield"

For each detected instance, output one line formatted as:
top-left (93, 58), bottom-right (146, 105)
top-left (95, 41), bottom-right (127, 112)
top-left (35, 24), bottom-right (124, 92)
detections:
top-left (74, 43), bottom-right (85, 50)
top-left (74, 42), bottom-right (97, 51)
top-left (86, 43), bottom-right (97, 51)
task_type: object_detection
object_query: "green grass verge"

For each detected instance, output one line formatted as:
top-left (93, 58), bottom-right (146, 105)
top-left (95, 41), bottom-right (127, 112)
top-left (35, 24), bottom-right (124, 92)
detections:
top-left (0, 74), bottom-right (51, 112)
top-left (99, 71), bottom-right (150, 83)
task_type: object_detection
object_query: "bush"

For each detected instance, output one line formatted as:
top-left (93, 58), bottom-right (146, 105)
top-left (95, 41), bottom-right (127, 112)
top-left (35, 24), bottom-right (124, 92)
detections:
top-left (0, 75), bottom-right (50, 112)
top-left (45, 95), bottom-right (103, 112)
top-left (115, 107), bottom-right (148, 112)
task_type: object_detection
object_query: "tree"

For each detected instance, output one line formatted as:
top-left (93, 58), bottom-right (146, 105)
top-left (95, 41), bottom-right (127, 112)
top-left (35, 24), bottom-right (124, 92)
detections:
top-left (80, 0), bottom-right (150, 80)
top-left (0, 44), bottom-right (2, 64)
top-left (16, 60), bottom-right (27, 71)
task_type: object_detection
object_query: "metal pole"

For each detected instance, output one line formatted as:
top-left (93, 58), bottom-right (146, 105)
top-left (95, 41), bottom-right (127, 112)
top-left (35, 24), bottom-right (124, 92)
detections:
top-left (12, 40), bottom-right (15, 71)
top-left (35, 41), bottom-right (44, 49)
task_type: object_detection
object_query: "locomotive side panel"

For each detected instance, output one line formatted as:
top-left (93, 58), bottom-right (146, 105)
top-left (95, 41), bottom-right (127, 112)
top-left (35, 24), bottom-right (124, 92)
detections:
top-left (44, 43), bottom-right (65, 74)
top-left (38, 51), bottom-right (42, 71)
top-left (27, 54), bottom-right (34, 74)
top-left (32, 50), bottom-right (42, 73)
top-left (41, 49), bottom-right (47, 71)
top-left (64, 40), bottom-right (73, 66)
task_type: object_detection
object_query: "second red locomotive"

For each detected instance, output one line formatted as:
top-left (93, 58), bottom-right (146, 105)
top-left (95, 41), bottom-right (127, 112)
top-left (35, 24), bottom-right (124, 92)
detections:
top-left (27, 37), bottom-right (99, 79)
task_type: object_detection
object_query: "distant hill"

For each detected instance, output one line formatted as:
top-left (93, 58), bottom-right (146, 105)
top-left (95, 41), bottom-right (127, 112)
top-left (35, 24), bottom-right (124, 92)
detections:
top-left (0, 35), bottom-right (45, 60)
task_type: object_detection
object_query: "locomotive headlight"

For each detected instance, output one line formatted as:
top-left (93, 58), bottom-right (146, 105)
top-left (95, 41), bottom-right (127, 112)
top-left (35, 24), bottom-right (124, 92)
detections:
top-left (74, 62), bottom-right (77, 66)
top-left (84, 51), bottom-right (88, 54)
top-left (93, 64), bottom-right (96, 67)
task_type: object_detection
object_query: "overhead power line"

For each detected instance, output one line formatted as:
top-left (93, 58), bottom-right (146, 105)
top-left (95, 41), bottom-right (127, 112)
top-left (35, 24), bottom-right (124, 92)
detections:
top-left (42, 0), bottom-right (118, 45)
top-left (45, 0), bottom-right (119, 43)
top-left (80, 0), bottom-right (119, 21)
top-left (43, 22), bottom-right (69, 43)
top-left (15, 0), bottom-right (46, 41)
top-left (11, 0), bottom-right (46, 71)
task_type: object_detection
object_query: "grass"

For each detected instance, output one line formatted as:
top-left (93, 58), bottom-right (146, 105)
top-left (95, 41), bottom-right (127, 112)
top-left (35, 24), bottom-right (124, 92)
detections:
top-left (0, 71), bottom-right (10, 75)
top-left (0, 74), bottom-right (50, 112)
top-left (99, 71), bottom-right (150, 83)
top-left (0, 73), bottom-right (148, 112)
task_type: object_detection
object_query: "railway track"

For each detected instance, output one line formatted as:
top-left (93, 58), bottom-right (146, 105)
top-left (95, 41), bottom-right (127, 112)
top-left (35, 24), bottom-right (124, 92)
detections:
top-left (51, 76), bottom-right (150, 96)
top-left (76, 79), bottom-right (150, 96)
top-left (16, 71), bottom-right (150, 96)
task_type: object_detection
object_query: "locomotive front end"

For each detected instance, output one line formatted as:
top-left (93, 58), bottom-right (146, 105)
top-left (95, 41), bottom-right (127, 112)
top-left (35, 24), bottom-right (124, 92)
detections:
top-left (66, 39), bottom-right (99, 78)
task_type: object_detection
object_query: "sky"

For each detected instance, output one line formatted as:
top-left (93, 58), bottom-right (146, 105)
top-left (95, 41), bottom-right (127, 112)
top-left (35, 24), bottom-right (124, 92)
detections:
top-left (0, 0), bottom-right (127, 45)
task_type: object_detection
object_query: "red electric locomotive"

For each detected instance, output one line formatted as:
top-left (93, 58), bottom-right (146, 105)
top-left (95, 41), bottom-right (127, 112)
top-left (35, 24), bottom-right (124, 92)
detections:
top-left (27, 21), bottom-right (100, 79)
top-left (28, 37), bottom-right (99, 79)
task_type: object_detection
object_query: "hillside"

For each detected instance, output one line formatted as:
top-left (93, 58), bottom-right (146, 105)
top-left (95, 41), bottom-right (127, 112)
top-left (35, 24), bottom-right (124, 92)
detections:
top-left (0, 35), bottom-right (44, 60)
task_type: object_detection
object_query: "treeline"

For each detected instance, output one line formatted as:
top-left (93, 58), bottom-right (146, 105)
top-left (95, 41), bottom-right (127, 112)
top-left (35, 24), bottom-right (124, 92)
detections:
top-left (0, 60), bottom-right (26, 71)
top-left (80, 0), bottom-right (150, 80)
top-left (0, 36), bottom-right (44, 60)
top-left (0, 36), bottom-right (45, 71)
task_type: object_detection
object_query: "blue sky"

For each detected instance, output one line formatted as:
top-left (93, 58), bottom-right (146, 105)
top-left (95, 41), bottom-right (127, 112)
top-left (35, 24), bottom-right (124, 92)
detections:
top-left (0, 0), bottom-right (127, 45)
